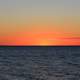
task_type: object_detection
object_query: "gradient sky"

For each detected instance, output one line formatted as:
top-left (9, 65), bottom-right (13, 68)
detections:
top-left (0, 0), bottom-right (80, 45)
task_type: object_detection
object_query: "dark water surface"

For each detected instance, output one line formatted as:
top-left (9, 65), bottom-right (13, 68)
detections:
top-left (0, 46), bottom-right (80, 80)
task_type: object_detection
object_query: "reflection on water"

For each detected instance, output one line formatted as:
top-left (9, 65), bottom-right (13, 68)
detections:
top-left (0, 46), bottom-right (80, 80)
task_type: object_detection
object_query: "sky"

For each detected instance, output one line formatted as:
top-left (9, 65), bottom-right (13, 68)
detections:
top-left (0, 0), bottom-right (80, 45)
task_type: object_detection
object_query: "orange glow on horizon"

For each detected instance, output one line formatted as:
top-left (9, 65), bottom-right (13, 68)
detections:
top-left (0, 32), bottom-right (80, 46)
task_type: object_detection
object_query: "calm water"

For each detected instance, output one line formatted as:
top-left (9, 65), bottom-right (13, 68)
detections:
top-left (0, 46), bottom-right (80, 80)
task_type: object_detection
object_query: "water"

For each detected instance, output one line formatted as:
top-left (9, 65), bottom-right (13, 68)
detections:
top-left (0, 46), bottom-right (80, 80)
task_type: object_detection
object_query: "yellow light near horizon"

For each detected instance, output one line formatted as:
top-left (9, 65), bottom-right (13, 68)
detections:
top-left (38, 39), bottom-right (51, 46)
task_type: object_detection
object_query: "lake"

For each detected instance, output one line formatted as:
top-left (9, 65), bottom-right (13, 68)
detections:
top-left (0, 46), bottom-right (80, 80)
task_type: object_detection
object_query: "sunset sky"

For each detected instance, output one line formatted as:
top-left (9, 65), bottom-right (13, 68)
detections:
top-left (0, 0), bottom-right (80, 45)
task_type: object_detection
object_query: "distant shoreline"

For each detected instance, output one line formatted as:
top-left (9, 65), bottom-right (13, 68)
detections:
top-left (0, 45), bottom-right (80, 47)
